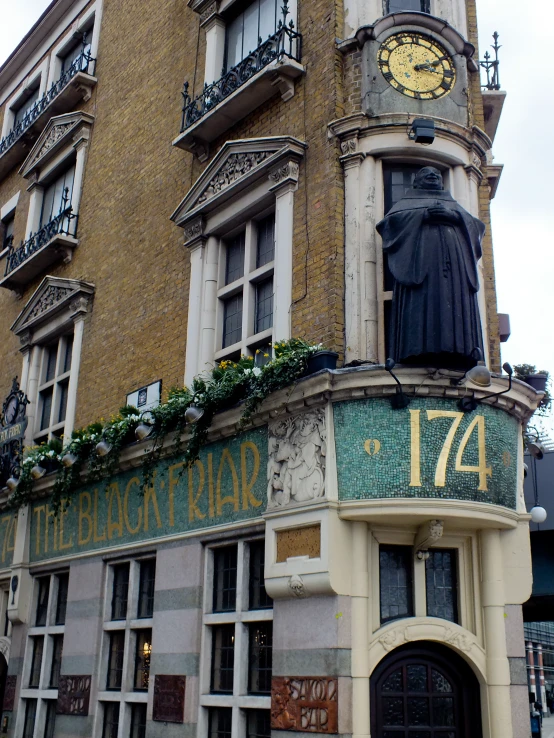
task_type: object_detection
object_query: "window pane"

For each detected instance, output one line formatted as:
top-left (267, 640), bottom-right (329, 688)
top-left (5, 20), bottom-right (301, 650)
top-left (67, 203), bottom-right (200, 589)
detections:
top-left (387, 0), bottom-right (428, 11)
top-left (225, 233), bottom-right (245, 284)
top-left (49, 634), bottom-right (64, 688)
top-left (107, 631), bottom-right (125, 689)
top-left (213, 546), bottom-right (238, 612)
top-left (45, 345), bottom-right (58, 383)
top-left (44, 700), bottom-right (57, 738)
top-left (134, 629), bottom-right (152, 690)
top-left (61, 36), bottom-right (92, 74)
top-left (426, 549), bottom-right (458, 623)
top-left (102, 702), bottom-right (120, 738)
top-left (248, 621), bottom-right (272, 694)
top-left (222, 293), bottom-right (243, 348)
top-left (243, 0), bottom-right (259, 57)
top-left (39, 388), bottom-right (53, 431)
top-left (111, 563), bottom-right (129, 620)
top-left (225, 14), bottom-right (243, 71)
top-left (138, 559), bottom-right (156, 618)
top-left (209, 707), bottom-right (232, 738)
top-left (259, 0), bottom-right (278, 42)
top-left (249, 540), bottom-right (272, 609)
top-left (211, 624), bottom-right (235, 693)
top-left (58, 380), bottom-right (69, 424)
top-left (379, 545), bottom-right (413, 623)
top-left (2, 216), bottom-right (14, 250)
top-left (254, 343), bottom-right (272, 367)
top-left (40, 165), bottom-right (76, 227)
top-left (55, 573), bottom-right (69, 625)
top-left (36, 577), bottom-right (50, 626)
top-left (130, 703), bottom-right (147, 738)
top-left (22, 699), bottom-right (37, 738)
top-left (29, 636), bottom-right (44, 688)
top-left (247, 710), bottom-right (271, 738)
top-left (256, 214), bottom-right (275, 267)
top-left (255, 278), bottom-right (273, 334)
top-left (14, 88), bottom-right (39, 127)
top-left (63, 335), bottom-right (74, 373)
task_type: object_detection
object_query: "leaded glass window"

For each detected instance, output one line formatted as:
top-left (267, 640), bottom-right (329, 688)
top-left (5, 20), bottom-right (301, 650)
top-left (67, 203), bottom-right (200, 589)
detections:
top-left (107, 632), bottom-right (125, 689)
top-left (133, 629), bottom-right (152, 690)
top-left (36, 578), bottom-right (50, 626)
top-left (111, 563), bottom-right (129, 620)
top-left (55, 573), bottom-right (69, 625)
top-left (102, 702), bottom-right (120, 738)
top-left (379, 545), bottom-right (413, 623)
top-left (137, 559), bottom-right (156, 618)
top-left (130, 703), bottom-right (147, 738)
top-left (211, 625), bottom-right (235, 693)
top-left (209, 707), bottom-right (232, 738)
top-left (247, 709), bottom-right (271, 738)
top-left (213, 546), bottom-right (238, 612)
top-left (425, 549), bottom-right (458, 623)
top-left (249, 540), bottom-right (272, 609)
top-left (386, 0), bottom-right (430, 12)
top-left (248, 622), bottom-right (273, 694)
top-left (255, 278), bottom-right (274, 334)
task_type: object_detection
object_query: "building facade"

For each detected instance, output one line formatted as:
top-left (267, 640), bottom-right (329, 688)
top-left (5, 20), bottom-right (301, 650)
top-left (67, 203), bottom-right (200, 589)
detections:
top-left (0, 0), bottom-right (543, 737)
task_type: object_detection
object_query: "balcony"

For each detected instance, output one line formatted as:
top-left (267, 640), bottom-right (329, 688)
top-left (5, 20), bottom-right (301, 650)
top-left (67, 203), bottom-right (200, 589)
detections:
top-left (0, 207), bottom-right (78, 292)
top-left (0, 50), bottom-right (97, 179)
top-left (173, 17), bottom-right (303, 160)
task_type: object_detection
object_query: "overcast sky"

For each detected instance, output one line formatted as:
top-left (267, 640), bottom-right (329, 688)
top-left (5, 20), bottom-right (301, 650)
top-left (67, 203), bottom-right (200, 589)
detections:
top-left (1, 1), bottom-right (553, 431)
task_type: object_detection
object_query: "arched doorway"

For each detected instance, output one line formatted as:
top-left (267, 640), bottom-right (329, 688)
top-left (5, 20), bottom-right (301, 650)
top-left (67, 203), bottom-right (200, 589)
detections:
top-left (370, 642), bottom-right (482, 738)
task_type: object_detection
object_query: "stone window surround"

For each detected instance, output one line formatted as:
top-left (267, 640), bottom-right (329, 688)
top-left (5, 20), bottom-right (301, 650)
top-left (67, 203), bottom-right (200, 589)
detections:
top-left (329, 115), bottom-right (490, 367)
top-left (0, 1), bottom-right (101, 141)
top-left (198, 538), bottom-right (273, 738)
top-left (171, 136), bottom-right (306, 387)
top-left (19, 112), bottom-right (94, 243)
top-left (11, 276), bottom-right (95, 446)
top-left (16, 573), bottom-right (68, 738)
top-left (0, 192), bottom-right (20, 259)
top-left (369, 528), bottom-right (478, 637)
top-left (95, 558), bottom-right (155, 738)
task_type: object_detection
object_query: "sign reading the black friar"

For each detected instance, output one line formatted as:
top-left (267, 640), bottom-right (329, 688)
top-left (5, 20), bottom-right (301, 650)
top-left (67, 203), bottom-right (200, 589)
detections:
top-left (0, 378), bottom-right (28, 488)
top-left (56, 675), bottom-right (92, 716)
top-left (153, 675), bottom-right (186, 723)
top-left (271, 677), bottom-right (338, 733)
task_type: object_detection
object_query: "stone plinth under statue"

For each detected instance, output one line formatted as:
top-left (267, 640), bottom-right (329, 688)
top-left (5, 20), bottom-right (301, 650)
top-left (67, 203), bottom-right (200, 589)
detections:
top-left (377, 167), bottom-right (485, 370)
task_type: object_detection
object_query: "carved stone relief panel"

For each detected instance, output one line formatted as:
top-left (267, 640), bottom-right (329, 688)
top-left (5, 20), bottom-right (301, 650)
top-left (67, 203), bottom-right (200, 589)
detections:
top-left (56, 675), bottom-right (92, 715)
top-left (271, 677), bottom-right (338, 733)
top-left (267, 409), bottom-right (326, 508)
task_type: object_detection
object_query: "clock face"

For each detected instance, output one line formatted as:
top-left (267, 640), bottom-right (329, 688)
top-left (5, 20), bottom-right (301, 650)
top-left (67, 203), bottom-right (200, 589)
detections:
top-left (378, 32), bottom-right (456, 100)
top-left (4, 397), bottom-right (18, 425)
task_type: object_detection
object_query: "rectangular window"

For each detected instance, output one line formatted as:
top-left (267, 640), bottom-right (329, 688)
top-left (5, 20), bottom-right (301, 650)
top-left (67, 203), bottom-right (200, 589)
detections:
top-left (29, 636), bottom-right (44, 688)
top-left (387, 0), bottom-right (430, 12)
top-left (107, 632), bottom-right (125, 690)
top-left (247, 710), bottom-right (271, 738)
top-left (425, 549), bottom-right (458, 623)
top-left (249, 540), bottom-right (272, 610)
top-left (49, 635), bottom-right (64, 688)
top-left (255, 279), bottom-right (273, 334)
top-left (248, 622), bottom-right (272, 694)
top-left (213, 546), bottom-right (238, 612)
top-left (209, 707), bottom-right (233, 738)
top-left (222, 294), bottom-right (243, 348)
top-left (134, 629), bottom-right (152, 690)
top-left (102, 702), bottom-right (120, 738)
top-left (44, 700), bottom-right (57, 738)
top-left (379, 545), bottom-right (413, 624)
top-left (111, 563), bottom-right (130, 620)
top-left (1, 214), bottom-right (14, 252)
top-left (35, 334), bottom-right (74, 443)
top-left (36, 577), bottom-right (50, 626)
top-left (22, 699), bottom-right (37, 738)
top-left (224, 0), bottom-right (279, 72)
top-left (256, 215), bottom-right (275, 268)
top-left (60, 34), bottom-right (92, 75)
top-left (137, 560), bottom-right (156, 618)
top-left (225, 233), bottom-right (245, 285)
top-left (13, 86), bottom-right (40, 128)
top-left (130, 703), bottom-right (147, 738)
top-left (39, 164), bottom-right (76, 228)
top-left (55, 573), bottom-right (69, 625)
top-left (211, 624), bottom-right (235, 693)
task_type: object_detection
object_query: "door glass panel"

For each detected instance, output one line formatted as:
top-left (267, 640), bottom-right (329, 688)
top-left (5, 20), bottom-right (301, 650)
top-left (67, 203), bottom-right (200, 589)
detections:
top-left (407, 664), bottom-right (427, 692)
top-left (382, 668), bottom-right (403, 692)
top-left (431, 669), bottom-right (453, 693)
top-left (433, 697), bottom-right (455, 726)
top-left (382, 697), bottom-right (404, 726)
top-left (407, 697), bottom-right (430, 726)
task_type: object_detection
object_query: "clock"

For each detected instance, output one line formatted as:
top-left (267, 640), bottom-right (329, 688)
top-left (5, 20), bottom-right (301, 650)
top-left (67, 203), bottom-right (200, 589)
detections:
top-left (4, 396), bottom-right (18, 425)
top-left (378, 32), bottom-right (456, 100)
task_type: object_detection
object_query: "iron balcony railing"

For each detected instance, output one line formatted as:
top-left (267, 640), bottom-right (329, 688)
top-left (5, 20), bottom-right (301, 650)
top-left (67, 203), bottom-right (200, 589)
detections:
top-left (479, 32), bottom-right (501, 91)
top-left (4, 205), bottom-right (77, 277)
top-left (180, 3), bottom-right (302, 132)
top-left (0, 42), bottom-right (96, 158)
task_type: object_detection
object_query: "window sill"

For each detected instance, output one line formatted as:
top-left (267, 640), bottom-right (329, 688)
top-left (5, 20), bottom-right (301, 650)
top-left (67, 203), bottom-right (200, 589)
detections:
top-left (0, 233), bottom-right (78, 293)
top-left (172, 58), bottom-right (304, 161)
top-left (0, 71), bottom-right (97, 179)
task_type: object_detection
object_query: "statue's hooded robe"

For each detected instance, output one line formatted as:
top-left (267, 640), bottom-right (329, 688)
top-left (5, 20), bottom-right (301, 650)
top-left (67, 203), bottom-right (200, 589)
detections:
top-left (376, 186), bottom-right (486, 369)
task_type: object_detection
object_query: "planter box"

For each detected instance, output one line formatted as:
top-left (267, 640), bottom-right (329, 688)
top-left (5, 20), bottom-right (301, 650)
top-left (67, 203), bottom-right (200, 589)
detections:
top-left (523, 374), bottom-right (548, 393)
top-left (306, 351), bottom-right (339, 375)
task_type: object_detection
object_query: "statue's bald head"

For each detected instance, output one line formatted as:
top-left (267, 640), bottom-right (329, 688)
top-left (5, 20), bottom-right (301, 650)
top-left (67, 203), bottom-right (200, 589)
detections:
top-left (414, 166), bottom-right (443, 191)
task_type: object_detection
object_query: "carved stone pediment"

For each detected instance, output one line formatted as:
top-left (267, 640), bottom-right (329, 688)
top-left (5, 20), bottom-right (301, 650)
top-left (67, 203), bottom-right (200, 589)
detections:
top-left (267, 408), bottom-right (326, 509)
top-left (171, 136), bottom-right (306, 227)
top-left (19, 111), bottom-right (95, 179)
top-left (11, 276), bottom-right (95, 339)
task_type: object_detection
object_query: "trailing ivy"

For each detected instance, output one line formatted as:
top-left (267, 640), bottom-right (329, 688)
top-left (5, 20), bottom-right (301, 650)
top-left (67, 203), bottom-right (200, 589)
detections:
top-left (5, 338), bottom-right (323, 514)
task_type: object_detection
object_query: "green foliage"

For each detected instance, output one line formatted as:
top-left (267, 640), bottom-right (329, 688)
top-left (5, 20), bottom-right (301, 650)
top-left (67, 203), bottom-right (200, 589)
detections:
top-left (513, 364), bottom-right (551, 417)
top-left (5, 339), bottom-right (324, 514)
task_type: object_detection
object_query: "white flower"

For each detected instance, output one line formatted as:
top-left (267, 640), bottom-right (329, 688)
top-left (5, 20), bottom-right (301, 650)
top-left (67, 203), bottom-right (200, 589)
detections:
top-left (252, 367), bottom-right (262, 377)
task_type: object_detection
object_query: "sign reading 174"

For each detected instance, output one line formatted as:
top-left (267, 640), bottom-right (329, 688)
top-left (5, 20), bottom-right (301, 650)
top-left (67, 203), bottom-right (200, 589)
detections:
top-left (409, 410), bottom-right (492, 491)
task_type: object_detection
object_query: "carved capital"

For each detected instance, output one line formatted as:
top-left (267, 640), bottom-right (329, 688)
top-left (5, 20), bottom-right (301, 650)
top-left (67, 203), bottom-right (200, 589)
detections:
top-left (414, 519), bottom-right (444, 558)
top-left (70, 295), bottom-right (93, 318)
top-left (18, 331), bottom-right (32, 352)
top-left (340, 138), bottom-right (357, 155)
top-left (183, 216), bottom-right (205, 246)
top-left (268, 160), bottom-right (300, 194)
top-left (199, 1), bottom-right (219, 24)
top-left (288, 574), bottom-right (308, 598)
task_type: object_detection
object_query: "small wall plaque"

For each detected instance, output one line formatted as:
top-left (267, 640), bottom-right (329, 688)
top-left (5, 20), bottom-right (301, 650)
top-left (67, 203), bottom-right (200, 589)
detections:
top-left (271, 677), bottom-right (338, 733)
top-left (56, 675), bottom-right (91, 716)
top-left (153, 675), bottom-right (186, 723)
top-left (2, 676), bottom-right (16, 712)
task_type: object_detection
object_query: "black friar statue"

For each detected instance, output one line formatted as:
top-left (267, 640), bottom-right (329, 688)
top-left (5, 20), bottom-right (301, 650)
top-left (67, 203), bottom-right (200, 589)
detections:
top-left (376, 166), bottom-right (485, 370)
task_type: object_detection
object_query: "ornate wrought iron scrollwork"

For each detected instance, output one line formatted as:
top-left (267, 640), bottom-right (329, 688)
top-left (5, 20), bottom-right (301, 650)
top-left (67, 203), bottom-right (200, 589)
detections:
top-left (4, 189), bottom-right (78, 277)
top-left (0, 34), bottom-right (96, 158)
top-left (479, 32), bottom-right (501, 91)
top-left (0, 379), bottom-right (29, 488)
top-left (180, 3), bottom-right (302, 131)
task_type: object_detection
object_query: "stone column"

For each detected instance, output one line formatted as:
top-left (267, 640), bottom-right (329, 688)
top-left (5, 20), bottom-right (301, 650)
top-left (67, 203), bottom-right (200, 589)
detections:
top-left (24, 344), bottom-right (41, 446)
top-left (70, 133), bottom-right (91, 228)
top-left (184, 232), bottom-right (206, 386)
top-left (24, 180), bottom-right (43, 239)
top-left (351, 522), bottom-right (370, 738)
top-left (202, 14), bottom-right (225, 84)
top-left (199, 235), bottom-right (219, 375)
top-left (480, 529), bottom-right (513, 738)
top-left (63, 314), bottom-right (85, 442)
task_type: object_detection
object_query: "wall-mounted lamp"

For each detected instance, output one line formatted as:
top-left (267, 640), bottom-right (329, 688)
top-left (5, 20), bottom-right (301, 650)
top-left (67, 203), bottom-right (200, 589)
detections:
top-left (452, 347), bottom-right (491, 388)
top-left (30, 464), bottom-right (47, 480)
top-left (459, 362), bottom-right (512, 413)
top-left (408, 118), bottom-right (435, 145)
top-left (185, 405), bottom-right (204, 424)
top-left (385, 358), bottom-right (410, 409)
top-left (62, 452), bottom-right (78, 467)
top-left (6, 477), bottom-right (19, 492)
top-left (95, 439), bottom-right (113, 457)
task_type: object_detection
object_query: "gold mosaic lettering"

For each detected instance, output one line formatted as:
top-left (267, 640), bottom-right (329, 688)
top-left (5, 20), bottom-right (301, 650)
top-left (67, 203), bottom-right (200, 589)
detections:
top-left (241, 441), bottom-right (261, 510)
top-left (124, 478), bottom-right (142, 534)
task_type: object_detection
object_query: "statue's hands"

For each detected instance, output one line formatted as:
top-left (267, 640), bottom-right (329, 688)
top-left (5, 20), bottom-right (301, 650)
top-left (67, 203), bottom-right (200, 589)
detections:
top-left (426, 205), bottom-right (459, 223)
